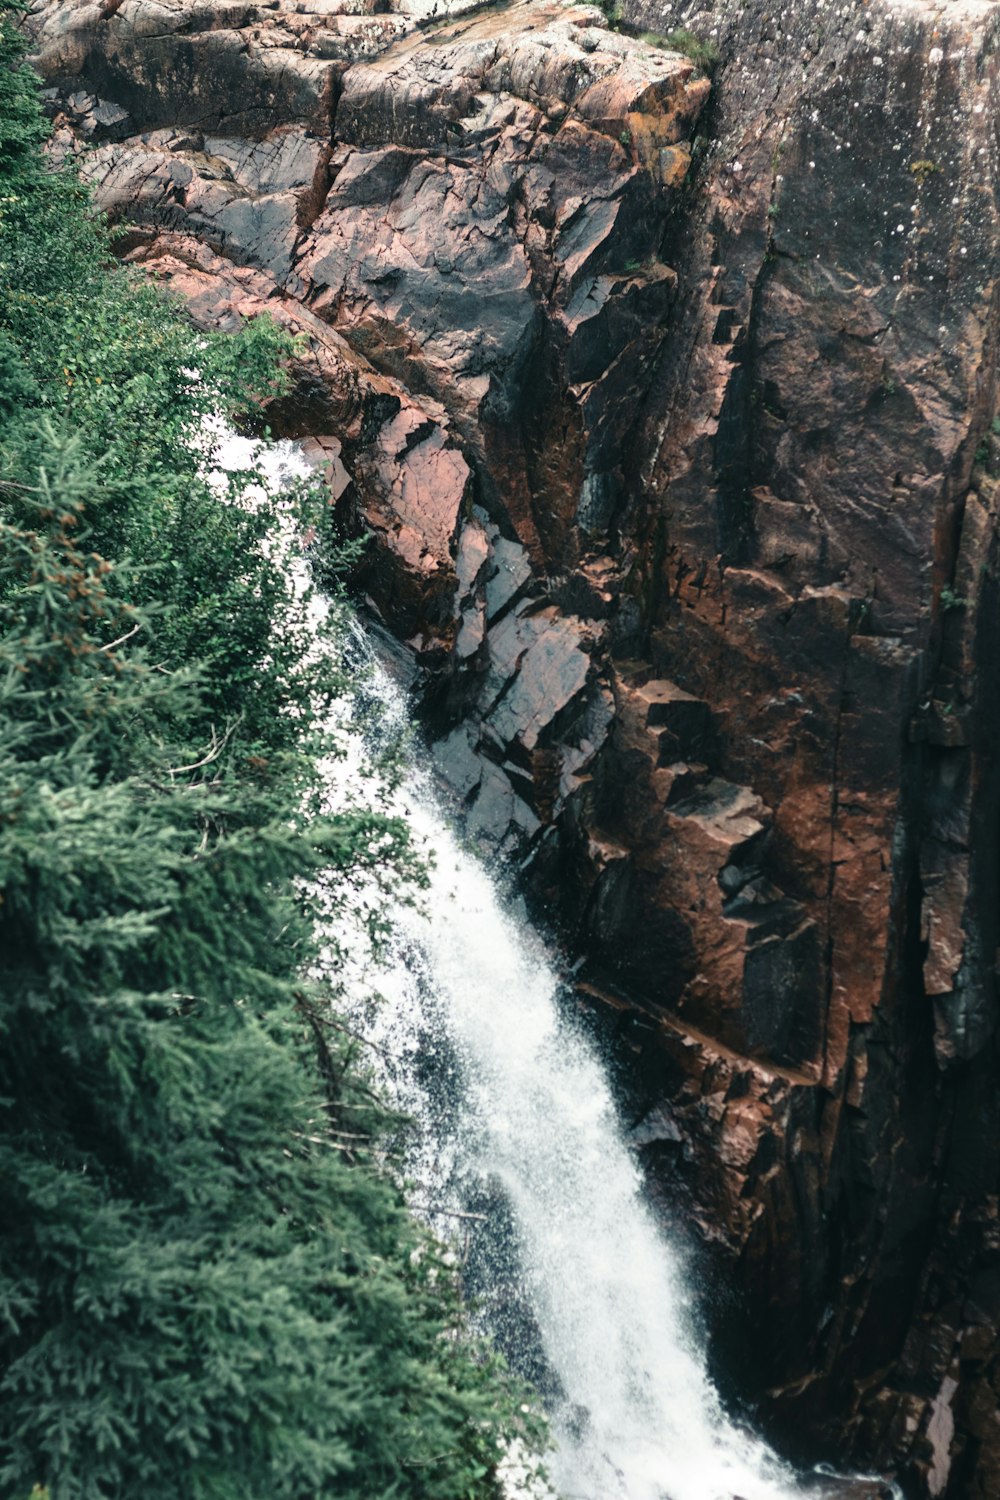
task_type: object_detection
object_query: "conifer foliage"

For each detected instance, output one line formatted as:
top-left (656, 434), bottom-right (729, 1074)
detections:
top-left (0, 8), bottom-right (544, 1496)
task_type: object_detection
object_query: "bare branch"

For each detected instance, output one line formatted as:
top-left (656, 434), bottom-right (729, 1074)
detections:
top-left (100, 621), bottom-right (142, 653)
top-left (167, 716), bottom-right (242, 777)
top-left (408, 1204), bottom-right (488, 1223)
top-left (303, 1010), bottom-right (394, 1057)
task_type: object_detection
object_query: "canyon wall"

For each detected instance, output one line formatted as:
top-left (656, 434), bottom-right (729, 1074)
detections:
top-left (26, 0), bottom-right (1000, 1491)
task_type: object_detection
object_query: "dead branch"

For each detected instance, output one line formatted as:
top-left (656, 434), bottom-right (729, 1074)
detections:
top-left (408, 1204), bottom-right (488, 1223)
top-left (167, 716), bottom-right (242, 776)
top-left (100, 621), bottom-right (142, 652)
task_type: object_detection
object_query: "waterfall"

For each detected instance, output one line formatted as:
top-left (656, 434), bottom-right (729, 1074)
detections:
top-left (341, 759), bottom-right (806, 1500)
top-left (214, 429), bottom-right (892, 1500)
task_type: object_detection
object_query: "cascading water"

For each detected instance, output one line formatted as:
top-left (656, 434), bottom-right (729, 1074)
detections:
top-left (216, 429), bottom-right (894, 1500)
top-left (343, 761), bottom-right (805, 1500)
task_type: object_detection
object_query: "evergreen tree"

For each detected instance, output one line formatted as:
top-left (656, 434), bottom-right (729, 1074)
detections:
top-left (0, 8), bottom-right (546, 1497)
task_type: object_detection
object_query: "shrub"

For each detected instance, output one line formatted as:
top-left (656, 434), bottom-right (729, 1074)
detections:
top-left (639, 25), bottom-right (720, 71)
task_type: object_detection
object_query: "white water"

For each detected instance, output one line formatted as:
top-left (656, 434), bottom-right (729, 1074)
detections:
top-left (335, 702), bottom-right (811, 1500)
top-left (215, 430), bottom-right (889, 1500)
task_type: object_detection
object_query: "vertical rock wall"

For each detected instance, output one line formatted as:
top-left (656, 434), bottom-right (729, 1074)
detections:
top-left (602, 1), bottom-right (1000, 1492)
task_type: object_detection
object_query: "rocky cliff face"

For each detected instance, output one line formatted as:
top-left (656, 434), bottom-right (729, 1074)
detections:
top-left (27, 0), bottom-right (1000, 1491)
top-left (601, 5), bottom-right (1000, 1495)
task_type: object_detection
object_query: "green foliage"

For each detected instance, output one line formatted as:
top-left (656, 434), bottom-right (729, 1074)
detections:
top-left (639, 26), bottom-right (720, 71)
top-left (0, 3), bottom-right (47, 174)
top-left (0, 13), bottom-right (545, 1499)
top-left (975, 422), bottom-right (998, 473)
top-left (594, 7), bottom-right (720, 70)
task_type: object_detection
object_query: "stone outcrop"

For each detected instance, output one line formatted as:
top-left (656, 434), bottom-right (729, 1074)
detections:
top-left (26, 0), bottom-right (1000, 1491)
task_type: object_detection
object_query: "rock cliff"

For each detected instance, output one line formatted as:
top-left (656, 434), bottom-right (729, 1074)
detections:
top-left (26, 0), bottom-right (1000, 1491)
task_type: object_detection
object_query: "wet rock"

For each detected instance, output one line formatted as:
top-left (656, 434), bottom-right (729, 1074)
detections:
top-left (295, 1), bottom-right (706, 564)
top-left (465, 755), bottom-right (542, 857)
top-left (298, 435), bottom-right (352, 502)
top-left (630, 1104), bottom-right (682, 1148)
top-left (34, 0), bottom-right (710, 622)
